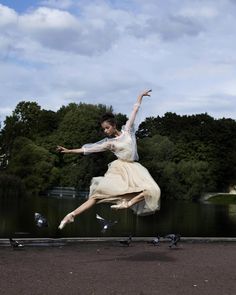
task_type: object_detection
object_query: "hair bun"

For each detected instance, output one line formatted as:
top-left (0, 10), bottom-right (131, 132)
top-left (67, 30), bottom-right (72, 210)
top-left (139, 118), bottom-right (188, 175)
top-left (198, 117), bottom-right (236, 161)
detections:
top-left (100, 112), bottom-right (116, 125)
top-left (101, 112), bottom-right (115, 121)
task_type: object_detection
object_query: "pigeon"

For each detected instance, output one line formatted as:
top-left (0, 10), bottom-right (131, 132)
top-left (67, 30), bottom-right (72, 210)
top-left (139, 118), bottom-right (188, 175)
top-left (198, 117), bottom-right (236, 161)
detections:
top-left (119, 235), bottom-right (132, 247)
top-left (96, 214), bottom-right (117, 233)
top-left (34, 212), bottom-right (48, 228)
top-left (147, 235), bottom-right (160, 246)
top-left (165, 234), bottom-right (181, 248)
top-left (9, 238), bottom-right (24, 249)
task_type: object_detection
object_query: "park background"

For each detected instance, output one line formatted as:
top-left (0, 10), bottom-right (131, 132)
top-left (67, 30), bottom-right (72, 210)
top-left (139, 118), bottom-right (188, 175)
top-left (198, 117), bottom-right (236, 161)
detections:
top-left (0, 0), bottom-right (236, 238)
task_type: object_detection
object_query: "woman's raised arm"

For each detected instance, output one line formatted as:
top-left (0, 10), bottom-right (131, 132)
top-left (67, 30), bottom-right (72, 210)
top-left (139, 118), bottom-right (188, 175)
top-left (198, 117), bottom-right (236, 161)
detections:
top-left (125, 89), bottom-right (152, 131)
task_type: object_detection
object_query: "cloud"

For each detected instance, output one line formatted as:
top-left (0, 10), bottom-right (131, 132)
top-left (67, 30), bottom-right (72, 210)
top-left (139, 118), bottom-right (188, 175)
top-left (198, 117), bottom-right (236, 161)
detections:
top-left (127, 1), bottom-right (210, 41)
top-left (0, 4), bottom-right (18, 27)
top-left (178, 5), bottom-right (218, 19)
top-left (150, 14), bottom-right (204, 41)
top-left (0, 5), bottom-right (121, 56)
top-left (1, 0), bottom-right (236, 127)
top-left (173, 93), bottom-right (236, 118)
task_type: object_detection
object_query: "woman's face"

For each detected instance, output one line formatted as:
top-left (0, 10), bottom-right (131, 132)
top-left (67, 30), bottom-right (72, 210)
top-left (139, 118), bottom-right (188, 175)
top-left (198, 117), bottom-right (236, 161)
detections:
top-left (101, 121), bottom-right (116, 137)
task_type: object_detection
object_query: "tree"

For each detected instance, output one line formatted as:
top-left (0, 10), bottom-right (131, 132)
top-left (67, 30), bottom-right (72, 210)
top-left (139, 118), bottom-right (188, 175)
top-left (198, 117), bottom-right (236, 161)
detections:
top-left (138, 134), bottom-right (217, 200)
top-left (2, 99), bottom-right (236, 199)
top-left (7, 137), bottom-right (59, 193)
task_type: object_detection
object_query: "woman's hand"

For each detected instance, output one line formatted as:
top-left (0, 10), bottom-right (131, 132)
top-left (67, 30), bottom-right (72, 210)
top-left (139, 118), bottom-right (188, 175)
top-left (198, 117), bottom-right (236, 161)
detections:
top-left (140, 89), bottom-right (152, 97)
top-left (137, 89), bottom-right (152, 104)
top-left (57, 146), bottom-right (70, 153)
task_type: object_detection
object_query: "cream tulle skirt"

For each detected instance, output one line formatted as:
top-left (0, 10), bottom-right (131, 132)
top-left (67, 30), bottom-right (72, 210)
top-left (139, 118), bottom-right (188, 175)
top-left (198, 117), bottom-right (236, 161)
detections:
top-left (89, 159), bottom-right (161, 215)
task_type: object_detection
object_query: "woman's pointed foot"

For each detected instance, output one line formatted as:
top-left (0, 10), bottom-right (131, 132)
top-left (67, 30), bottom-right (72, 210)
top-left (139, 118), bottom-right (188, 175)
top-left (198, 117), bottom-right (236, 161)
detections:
top-left (111, 200), bottom-right (131, 210)
top-left (58, 212), bottom-right (75, 230)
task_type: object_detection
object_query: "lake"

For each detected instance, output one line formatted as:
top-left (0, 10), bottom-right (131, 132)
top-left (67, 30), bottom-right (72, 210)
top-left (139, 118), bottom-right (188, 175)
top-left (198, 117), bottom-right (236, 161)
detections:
top-left (1, 194), bottom-right (236, 238)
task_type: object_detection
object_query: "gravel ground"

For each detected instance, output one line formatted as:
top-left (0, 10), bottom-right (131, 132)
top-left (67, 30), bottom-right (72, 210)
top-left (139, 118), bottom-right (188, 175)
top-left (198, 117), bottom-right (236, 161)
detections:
top-left (0, 241), bottom-right (236, 295)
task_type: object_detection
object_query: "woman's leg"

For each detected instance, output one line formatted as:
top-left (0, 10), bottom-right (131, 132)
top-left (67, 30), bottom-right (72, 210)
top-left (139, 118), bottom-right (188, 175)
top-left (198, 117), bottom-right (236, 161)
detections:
top-left (58, 197), bottom-right (97, 229)
top-left (111, 191), bottom-right (145, 209)
top-left (73, 197), bottom-right (97, 216)
top-left (128, 191), bottom-right (145, 207)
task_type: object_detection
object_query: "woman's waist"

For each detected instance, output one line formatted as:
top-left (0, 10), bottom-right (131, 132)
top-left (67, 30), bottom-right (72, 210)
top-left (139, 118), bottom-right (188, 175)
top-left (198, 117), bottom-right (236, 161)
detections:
top-left (113, 157), bottom-right (136, 163)
top-left (118, 158), bottom-right (135, 163)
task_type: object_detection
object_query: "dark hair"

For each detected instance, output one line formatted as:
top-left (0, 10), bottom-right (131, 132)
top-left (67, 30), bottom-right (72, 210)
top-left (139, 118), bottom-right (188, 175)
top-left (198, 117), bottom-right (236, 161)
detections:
top-left (100, 112), bottom-right (116, 126)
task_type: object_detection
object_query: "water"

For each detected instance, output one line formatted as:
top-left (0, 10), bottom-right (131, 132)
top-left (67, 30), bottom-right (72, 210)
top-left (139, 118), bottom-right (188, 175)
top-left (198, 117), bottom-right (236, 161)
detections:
top-left (1, 194), bottom-right (236, 238)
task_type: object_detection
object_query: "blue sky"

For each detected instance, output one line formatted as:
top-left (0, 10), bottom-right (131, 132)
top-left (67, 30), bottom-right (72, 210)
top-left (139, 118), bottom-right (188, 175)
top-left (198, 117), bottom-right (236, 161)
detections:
top-left (0, 0), bottom-right (43, 12)
top-left (0, 0), bottom-right (236, 126)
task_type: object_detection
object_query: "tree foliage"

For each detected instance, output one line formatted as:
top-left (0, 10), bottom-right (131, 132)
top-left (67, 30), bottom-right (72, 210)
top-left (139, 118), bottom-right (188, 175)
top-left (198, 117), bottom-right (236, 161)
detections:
top-left (0, 100), bottom-right (236, 200)
top-left (137, 112), bottom-right (236, 193)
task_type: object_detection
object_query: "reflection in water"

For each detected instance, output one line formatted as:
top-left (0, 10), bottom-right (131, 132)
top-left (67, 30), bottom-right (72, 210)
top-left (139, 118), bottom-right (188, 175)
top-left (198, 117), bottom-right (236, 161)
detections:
top-left (1, 194), bottom-right (236, 238)
top-left (228, 204), bottom-right (236, 223)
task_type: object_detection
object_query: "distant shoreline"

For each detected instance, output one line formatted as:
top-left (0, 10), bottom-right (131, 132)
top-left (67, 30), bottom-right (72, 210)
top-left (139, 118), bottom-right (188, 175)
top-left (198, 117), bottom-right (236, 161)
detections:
top-left (202, 192), bottom-right (236, 204)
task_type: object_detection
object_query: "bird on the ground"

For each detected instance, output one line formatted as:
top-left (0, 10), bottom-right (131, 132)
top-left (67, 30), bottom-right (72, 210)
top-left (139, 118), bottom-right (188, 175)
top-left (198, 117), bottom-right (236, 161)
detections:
top-left (119, 235), bottom-right (132, 247)
top-left (147, 235), bottom-right (161, 246)
top-left (34, 212), bottom-right (48, 228)
top-left (96, 214), bottom-right (118, 233)
top-left (165, 234), bottom-right (181, 248)
top-left (9, 238), bottom-right (24, 249)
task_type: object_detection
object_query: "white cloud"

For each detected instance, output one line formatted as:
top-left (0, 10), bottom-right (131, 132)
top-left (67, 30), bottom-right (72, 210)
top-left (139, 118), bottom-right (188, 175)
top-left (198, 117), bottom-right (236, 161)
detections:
top-left (0, 4), bottom-right (18, 27)
top-left (20, 7), bottom-right (78, 29)
top-left (0, 0), bottom-right (236, 127)
top-left (18, 5), bottom-right (120, 55)
top-left (179, 5), bottom-right (218, 19)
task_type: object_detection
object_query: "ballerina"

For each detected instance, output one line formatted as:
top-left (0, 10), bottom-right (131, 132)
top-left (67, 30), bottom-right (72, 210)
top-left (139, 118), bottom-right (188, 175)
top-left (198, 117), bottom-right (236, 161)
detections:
top-left (57, 89), bottom-right (161, 229)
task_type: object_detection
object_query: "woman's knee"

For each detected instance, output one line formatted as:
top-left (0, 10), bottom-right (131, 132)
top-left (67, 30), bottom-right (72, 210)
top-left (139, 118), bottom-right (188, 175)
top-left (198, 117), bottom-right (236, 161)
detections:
top-left (89, 196), bottom-right (97, 204)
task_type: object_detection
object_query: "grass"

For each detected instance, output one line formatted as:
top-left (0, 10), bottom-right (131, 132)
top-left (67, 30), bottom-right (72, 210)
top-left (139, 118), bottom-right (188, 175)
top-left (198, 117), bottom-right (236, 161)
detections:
top-left (208, 194), bottom-right (236, 205)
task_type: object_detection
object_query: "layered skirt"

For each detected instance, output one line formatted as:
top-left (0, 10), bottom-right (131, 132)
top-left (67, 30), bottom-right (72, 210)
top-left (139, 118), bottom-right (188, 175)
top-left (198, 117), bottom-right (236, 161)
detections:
top-left (89, 159), bottom-right (161, 215)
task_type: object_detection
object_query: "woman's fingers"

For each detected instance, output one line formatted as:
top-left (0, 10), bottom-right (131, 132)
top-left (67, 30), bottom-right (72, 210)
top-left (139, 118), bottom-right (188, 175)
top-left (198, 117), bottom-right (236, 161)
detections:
top-left (57, 146), bottom-right (65, 152)
top-left (145, 89), bottom-right (152, 96)
top-left (141, 89), bottom-right (152, 97)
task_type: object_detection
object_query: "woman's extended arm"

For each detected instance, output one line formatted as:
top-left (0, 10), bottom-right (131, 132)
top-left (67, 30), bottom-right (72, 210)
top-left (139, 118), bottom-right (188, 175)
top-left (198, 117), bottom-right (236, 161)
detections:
top-left (57, 138), bottom-right (115, 155)
top-left (125, 89), bottom-right (152, 131)
top-left (57, 146), bottom-right (83, 154)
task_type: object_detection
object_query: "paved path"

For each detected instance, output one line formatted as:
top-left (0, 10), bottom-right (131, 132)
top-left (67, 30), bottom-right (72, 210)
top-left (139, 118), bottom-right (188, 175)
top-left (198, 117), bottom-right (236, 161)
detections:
top-left (0, 241), bottom-right (236, 295)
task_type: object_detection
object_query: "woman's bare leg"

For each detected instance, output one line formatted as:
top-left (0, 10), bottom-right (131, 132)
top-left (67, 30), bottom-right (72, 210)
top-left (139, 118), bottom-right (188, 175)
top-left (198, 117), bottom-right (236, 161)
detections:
top-left (73, 198), bottom-right (97, 216)
top-left (128, 192), bottom-right (145, 207)
top-left (111, 192), bottom-right (145, 209)
top-left (58, 197), bottom-right (97, 229)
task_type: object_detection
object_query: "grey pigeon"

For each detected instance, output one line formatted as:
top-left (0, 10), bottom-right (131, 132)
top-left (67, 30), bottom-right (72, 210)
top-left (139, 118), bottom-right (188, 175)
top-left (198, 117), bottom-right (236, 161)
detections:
top-left (119, 235), bottom-right (132, 247)
top-left (96, 214), bottom-right (117, 233)
top-left (34, 212), bottom-right (48, 228)
top-left (147, 235), bottom-right (160, 246)
top-left (165, 234), bottom-right (181, 248)
top-left (9, 238), bottom-right (24, 249)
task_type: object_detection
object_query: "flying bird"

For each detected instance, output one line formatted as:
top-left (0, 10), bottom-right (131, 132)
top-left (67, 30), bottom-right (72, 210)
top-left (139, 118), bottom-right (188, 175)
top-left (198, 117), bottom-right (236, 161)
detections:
top-left (165, 234), bottom-right (181, 248)
top-left (147, 235), bottom-right (161, 246)
top-left (96, 214), bottom-right (118, 233)
top-left (34, 212), bottom-right (48, 228)
top-left (119, 235), bottom-right (132, 247)
top-left (9, 238), bottom-right (24, 249)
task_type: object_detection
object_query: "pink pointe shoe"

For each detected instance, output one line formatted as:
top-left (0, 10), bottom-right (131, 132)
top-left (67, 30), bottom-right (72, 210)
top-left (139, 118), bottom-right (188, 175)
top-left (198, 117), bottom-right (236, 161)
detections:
top-left (111, 200), bottom-right (131, 210)
top-left (58, 212), bottom-right (75, 230)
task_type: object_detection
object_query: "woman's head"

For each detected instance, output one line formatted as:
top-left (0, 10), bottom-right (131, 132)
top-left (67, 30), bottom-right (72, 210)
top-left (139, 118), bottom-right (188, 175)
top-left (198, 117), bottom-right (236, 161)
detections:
top-left (100, 113), bottom-right (117, 136)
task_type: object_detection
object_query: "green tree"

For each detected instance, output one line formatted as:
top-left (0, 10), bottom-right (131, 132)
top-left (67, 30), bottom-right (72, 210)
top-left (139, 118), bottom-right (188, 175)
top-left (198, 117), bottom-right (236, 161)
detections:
top-left (7, 137), bottom-right (59, 193)
top-left (138, 134), bottom-right (216, 200)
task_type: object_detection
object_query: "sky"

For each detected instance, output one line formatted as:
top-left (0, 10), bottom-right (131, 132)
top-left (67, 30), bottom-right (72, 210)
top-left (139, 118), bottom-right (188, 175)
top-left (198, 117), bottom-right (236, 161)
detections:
top-left (0, 0), bottom-right (236, 127)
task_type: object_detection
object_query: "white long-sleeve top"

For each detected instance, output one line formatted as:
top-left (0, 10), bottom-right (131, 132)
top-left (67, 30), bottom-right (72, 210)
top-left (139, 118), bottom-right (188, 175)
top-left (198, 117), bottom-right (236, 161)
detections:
top-left (82, 103), bottom-right (140, 161)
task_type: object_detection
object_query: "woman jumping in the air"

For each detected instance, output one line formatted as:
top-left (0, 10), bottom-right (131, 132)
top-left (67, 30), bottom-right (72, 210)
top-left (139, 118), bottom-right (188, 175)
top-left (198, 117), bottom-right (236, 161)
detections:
top-left (57, 90), bottom-right (161, 229)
